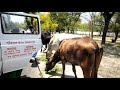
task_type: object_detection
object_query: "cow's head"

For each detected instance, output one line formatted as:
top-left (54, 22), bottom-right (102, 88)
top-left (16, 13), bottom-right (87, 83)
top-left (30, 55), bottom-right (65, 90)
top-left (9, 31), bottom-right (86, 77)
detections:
top-left (45, 50), bottom-right (60, 71)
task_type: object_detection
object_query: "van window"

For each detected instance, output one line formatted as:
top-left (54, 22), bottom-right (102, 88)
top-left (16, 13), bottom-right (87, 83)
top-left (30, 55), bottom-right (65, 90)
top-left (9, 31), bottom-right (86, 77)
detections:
top-left (1, 13), bottom-right (39, 34)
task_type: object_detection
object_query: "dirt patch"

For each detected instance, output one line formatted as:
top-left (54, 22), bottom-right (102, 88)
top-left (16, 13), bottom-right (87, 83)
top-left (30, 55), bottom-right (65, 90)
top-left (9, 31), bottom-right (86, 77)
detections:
top-left (98, 55), bottom-right (120, 78)
top-left (98, 44), bottom-right (120, 78)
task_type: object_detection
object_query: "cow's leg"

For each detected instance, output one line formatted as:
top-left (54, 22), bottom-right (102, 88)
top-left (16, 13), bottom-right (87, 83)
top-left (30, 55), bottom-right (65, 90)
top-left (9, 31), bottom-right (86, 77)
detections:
top-left (41, 45), bottom-right (43, 52)
top-left (82, 68), bottom-right (92, 78)
top-left (72, 64), bottom-right (77, 78)
top-left (61, 61), bottom-right (66, 78)
top-left (91, 67), bottom-right (97, 78)
top-left (86, 53), bottom-right (96, 78)
top-left (45, 44), bottom-right (47, 50)
top-left (80, 56), bottom-right (93, 78)
top-left (91, 49), bottom-right (103, 78)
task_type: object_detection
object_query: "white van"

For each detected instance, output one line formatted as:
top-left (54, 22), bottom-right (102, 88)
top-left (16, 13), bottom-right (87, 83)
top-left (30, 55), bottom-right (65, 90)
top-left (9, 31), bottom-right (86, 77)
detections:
top-left (0, 12), bottom-right (42, 78)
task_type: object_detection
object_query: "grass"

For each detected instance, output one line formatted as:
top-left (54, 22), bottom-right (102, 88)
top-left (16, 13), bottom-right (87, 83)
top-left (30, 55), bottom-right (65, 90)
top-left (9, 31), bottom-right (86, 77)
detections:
top-left (46, 65), bottom-right (62, 75)
top-left (37, 54), bottom-right (46, 62)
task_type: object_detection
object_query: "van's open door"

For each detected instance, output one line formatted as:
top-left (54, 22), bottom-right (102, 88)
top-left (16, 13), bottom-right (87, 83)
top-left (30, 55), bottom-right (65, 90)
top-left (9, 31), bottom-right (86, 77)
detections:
top-left (0, 12), bottom-right (42, 74)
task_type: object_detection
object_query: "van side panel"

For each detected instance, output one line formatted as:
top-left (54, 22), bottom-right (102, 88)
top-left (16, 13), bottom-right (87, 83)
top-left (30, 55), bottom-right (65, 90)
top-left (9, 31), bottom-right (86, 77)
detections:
top-left (0, 19), bottom-right (2, 75)
top-left (1, 39), bottom-right (42, 73)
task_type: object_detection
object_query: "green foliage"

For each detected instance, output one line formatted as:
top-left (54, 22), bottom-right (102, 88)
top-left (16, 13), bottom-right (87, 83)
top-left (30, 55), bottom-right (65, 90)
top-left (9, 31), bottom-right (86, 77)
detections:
top-left (50, 12), bottom-right (82, 32)
top-left (79, 23), bottom-right (88, 30)
top-left (26, 17), bottom-right (31, 27)
top-left (17, 23), bottom-right (27, 29)
top-left (39, 13), bottom-right (58, 31)
top-left (33, 18), bottom-right (39, 32)
top-left (94, 13), bottom-right (104, 31)
top-left (109, 12), bottom-right (120, 32)
top-left (37, 54), bottom-right (46, 62)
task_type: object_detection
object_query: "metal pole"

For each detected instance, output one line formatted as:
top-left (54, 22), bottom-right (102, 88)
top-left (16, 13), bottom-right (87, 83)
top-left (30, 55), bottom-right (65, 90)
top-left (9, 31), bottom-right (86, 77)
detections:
top-left (34, 58), bottom-right (43, 78)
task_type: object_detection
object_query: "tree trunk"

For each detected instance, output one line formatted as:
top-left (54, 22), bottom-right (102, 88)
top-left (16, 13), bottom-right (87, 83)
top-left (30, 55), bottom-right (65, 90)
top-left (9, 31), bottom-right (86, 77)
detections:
top-left (101, 19), bottom-right (110, 44)
top-left (70, 30), bottom-right (73, 33)
top-left (67, 28), bottom-right (69, 33)
top-left (112, 30), bottom-right (119, 43)
top-left (31, 18), bottom-right (34, 25)
top-left (114, 31), bottom-right (119, 42)
top-left (71, 29), bottom-right (74, 34)
top-left (91, 25), bottom-right (93, 38)
top-left (101, 12), bottom-right (115, 45)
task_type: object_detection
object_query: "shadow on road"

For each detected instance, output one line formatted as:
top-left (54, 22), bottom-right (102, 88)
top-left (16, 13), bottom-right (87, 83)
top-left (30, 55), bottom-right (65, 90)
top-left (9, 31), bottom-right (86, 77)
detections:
top-left (31, 61), bottom-right (40, 67)
top-left (103, 43), bottom-right (120, 58)
top-left (48, 73), bottom-right (75, 78)
top-left (20, 75), bottom-right (31, 78)
top-left (46, 71), bottom-right (75, 78)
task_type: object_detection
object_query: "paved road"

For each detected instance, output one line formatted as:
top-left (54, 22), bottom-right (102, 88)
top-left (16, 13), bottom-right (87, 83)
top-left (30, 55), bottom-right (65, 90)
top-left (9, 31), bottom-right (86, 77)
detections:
top-left (21, 52), bottom-right (44, 78)
top-left (21, 61), bottom-right (41, 78)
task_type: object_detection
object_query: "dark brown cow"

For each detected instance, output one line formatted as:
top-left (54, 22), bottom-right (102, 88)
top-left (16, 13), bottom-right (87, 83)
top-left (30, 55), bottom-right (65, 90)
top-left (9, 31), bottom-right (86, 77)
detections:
top-left (45, 37), bottom-right (103, 78)
top-left (41, 30), bottom-right (51, 52)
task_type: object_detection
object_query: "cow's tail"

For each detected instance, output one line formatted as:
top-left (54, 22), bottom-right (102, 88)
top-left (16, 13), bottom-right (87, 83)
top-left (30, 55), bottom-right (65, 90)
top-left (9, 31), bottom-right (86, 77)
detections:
top-left (94, 46), bottom-right (103, 78)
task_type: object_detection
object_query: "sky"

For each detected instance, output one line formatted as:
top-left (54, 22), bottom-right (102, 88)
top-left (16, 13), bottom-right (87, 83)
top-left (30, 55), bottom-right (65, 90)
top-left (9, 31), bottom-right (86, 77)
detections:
top-left (80, 12), bottom-right (99, 23)
top-left (80, 12), bottom-right (90, 23)
top-left (10, 15), bottom-right (25, 23)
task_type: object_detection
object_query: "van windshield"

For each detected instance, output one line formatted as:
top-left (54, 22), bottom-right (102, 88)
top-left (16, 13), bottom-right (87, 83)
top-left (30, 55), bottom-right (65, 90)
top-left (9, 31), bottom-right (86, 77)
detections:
top-left (1, 13), bottom-right (39, 34)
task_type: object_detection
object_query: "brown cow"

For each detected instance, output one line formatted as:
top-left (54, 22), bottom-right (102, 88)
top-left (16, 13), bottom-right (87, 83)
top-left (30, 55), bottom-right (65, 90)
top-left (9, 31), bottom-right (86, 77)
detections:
top-left (45, 37), bottom-right (103, 78)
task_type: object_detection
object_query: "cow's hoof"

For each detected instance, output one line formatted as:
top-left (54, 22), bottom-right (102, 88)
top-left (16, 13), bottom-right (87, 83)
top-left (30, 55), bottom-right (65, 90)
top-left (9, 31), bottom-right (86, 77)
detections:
top-left (45, 71), bottom-right (49, 74)
top-left (61, 75), bottom-right (65, 78)
top-left (75, 76), bottom-right (77, 78)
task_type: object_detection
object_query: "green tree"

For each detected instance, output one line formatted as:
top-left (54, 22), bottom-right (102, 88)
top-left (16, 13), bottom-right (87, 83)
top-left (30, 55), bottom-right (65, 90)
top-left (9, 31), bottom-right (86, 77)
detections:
top-left (89, 12), bottom-right (97, 38)
top-left (79, 23), bottom-right (89, 30)
top-left (81, 12), bottom-right (99, 37)
top-left (94, 13), bottom-right (104, 35)
top-left (109, 12), bottom-right (120, 43)
top-left (68, 12), bottom-right (82, 33)
top-left (50, 12), bottom-right (68, 33)
top-left (101, 12), bottom-right (115, 45)
top-left (39, 12), bottom-right (58, 32)
top-left (50, 12), bottom-right (82, 33)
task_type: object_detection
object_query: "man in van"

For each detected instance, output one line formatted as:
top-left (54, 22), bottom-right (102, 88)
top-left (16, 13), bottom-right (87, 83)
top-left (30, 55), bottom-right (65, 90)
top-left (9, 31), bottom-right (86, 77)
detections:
top-left (25, 25), bottom-right (34, 34)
